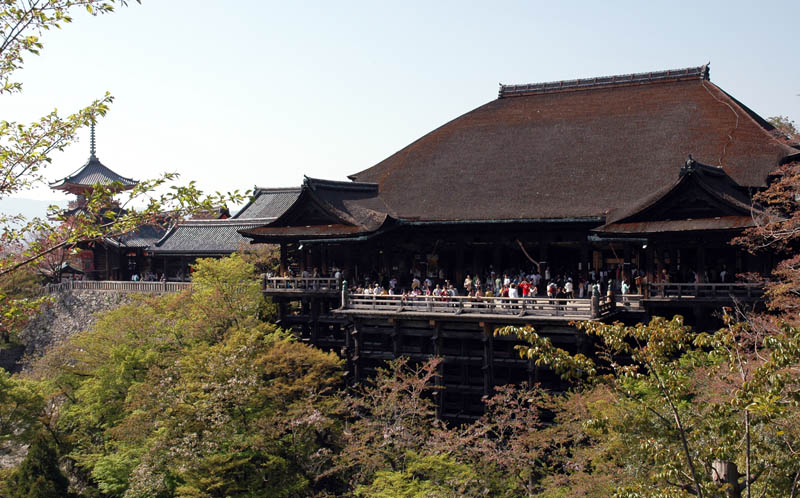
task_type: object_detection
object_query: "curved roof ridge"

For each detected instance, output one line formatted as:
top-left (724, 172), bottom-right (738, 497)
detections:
top-left (50, 155), bottom-right (138, 190)
top-left (499, 64), bottom-right (710, 98)
top-left (304, 176), bottom-right (378, 192)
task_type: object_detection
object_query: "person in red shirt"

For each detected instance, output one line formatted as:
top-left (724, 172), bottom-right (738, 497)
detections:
top-left (519, 279), bottom-right (531, 297)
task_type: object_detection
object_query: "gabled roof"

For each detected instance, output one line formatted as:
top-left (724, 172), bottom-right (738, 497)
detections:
top-left (50, 155), bottom-right (138, 193)
top-left (348, 64), bottom-right (797, 223)
top-left (150, 218), bottom-right (274, 255)
top-left (232, 187), bottom-right (301, 219)
top-left (239, 177), bottom-right (393, 242)
top-left (594, 158), bottom-right (759, 234)
top-left (105, 224), bottom-right (170, 249)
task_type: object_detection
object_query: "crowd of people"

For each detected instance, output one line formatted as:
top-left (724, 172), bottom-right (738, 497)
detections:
top-left (349, 266), bottom-right (647, 301)
top-left (271, 261), bottom-right (741, 301)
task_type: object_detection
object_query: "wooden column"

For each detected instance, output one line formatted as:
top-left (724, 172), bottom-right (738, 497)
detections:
top-left (492, 245), bottom-right (503, 274)
top-left (696, 245), bottom-right (707, 283)
top-left (391, 319), bottom-right (400, 358)
top-left (623, 243), bottom-right (632, 282)
top-left (481, 322), bottom-right (494, 397)
top-left (352, 321), bottom-right (362, 384)
top-left (279, 243), bottom-right (287, 274)
top-left (310, 297), bottom-right (320, 343)
top-left (646, 244), bottom-right (655, 282)
top-left (431, 320), bottom-right (443, 419)
top-left (455, 245), bottom-right (465, 289)
top-left (539, 243), bottom-right (549, 277)
top-left (580, 243), bottom-right (590, 281)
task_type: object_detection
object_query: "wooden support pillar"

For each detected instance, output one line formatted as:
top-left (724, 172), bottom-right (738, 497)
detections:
top-left (646, 244), bottom-right (655, 283)
top-left (455, 245), bottom-right (465, 289)
top-left (580, 243), bottom-right (590, 281)
top-left (277, 298), bottom-right (288, 323)
top-left (492, 245), bottom-right (502, 274)
top-left (471, 247), bottom-right (480, 279)
top-left (300, 298), bottom-right (311, 338)
top-left (539, 243), bottom-right (549, 279)
top-left (431, 320), bottom-right (443, 419)
top-left (527, 358), bottom-right (537, 385)
top-left (481, 322), bottom-right (494, 397)
top-left (696, 245), bottom-right (707, 283)
top-left (310, 298), bottom-right (320, 343)
top-left (105, 246), bottom-right (110, 280)
top-left (279, 243), bottom-right (287, 274)
top-left (352, 321), bottom-right (362, 384)
top-left (390, 319), bottom-right (400, 358)
top-left (623, 243), bottom-right (632, 283)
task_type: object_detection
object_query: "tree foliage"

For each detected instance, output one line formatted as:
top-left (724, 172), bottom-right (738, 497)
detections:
top-left (3, 430), bottom-right (72, 498)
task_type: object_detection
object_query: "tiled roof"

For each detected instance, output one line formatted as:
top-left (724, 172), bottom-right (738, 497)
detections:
top-left (239, 177), bottom-right (392, 242)
top-left (233, 187), bottom-right (301, 219)
top-left (50, 155), bottom-right (137, 190)
top-left (348, 65), bottom-right (797, 223)
top-left (114, 224), bottom-right (169, 248)
top-left (150, 219), bottom-right (273, 255)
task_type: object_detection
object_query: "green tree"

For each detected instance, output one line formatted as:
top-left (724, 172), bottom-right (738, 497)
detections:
top-left (768, 115), bottom-right (800, 142)
top-left (27, 255), bottom-right (343, 497)
top-left (355, 452), bottom-right (482, 498)
top-left (497, 314), bottom-right (800, 497)
top-left (3, 431), bottom-right (71, 498)
top-left (0, 0), bottom-right (246, 347)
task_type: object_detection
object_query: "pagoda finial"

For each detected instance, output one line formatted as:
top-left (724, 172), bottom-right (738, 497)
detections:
top-left (89, 121), bottom-right (96, 158)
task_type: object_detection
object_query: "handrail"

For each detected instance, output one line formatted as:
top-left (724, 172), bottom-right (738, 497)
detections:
top-left (341, 293), bottom-right (632, 319)
top-left (647, 282), bottom-right (763, 299)
top-left (43, 280), bottom-right (192, 294)
top-left (262, 276), bottom-right (340, 291)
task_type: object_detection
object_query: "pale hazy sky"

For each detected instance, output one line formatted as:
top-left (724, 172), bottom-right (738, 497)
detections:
top-left (6, 0), bottom-right (799, 204)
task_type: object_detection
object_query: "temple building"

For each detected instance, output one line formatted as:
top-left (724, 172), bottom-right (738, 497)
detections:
top-left (241, 64), bottom-right (796, 292)
top-left (49, 124), bottom-right (301, 280)
top-left (49, 65), bottom-right (799, 419)
top-left (238, 65), bottom-right (798, 419)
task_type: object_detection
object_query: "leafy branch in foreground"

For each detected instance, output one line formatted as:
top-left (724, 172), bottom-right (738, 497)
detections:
top-left (497, 315), bottom-right (800, 497)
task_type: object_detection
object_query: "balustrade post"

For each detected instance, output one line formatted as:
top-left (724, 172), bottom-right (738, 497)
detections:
top-left (261, 273), bottom-right (266, 292)
top-left (341, 280), bottom-right (349, 309)
top-left (591, 295), bottom-right (599, 319)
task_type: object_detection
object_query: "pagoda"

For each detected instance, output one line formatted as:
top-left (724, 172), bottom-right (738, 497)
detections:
top-left (49, 123), bottom-right (147, 280)
top-left (50, 122), bottom-right (138, 202)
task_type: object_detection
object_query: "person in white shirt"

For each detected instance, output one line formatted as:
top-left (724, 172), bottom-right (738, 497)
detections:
top-left (564, 279), bottom-right (574, 298)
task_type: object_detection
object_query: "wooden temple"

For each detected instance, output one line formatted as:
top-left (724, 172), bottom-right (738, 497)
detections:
top-left (49, 65), bottom-right (800, 419)
top-left (238, 64), bottom-right (800, 419)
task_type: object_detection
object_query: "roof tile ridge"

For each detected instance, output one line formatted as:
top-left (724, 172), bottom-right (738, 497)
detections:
top-left (304, 176), bottom-right (379, 192)
top-left (499, 64), bottom-right (710, 99)
top-left (253, 186), bottom-right (302, 193)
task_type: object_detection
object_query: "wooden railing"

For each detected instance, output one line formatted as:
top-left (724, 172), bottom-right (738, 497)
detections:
top-left (261, 276), bottom-right (340, 292)
top-left (44, 280), bottom-right (193, 294)
top-left (647, 283), bottom-right (763, 300)
top-left (341, 293), bottom-right (632, 320)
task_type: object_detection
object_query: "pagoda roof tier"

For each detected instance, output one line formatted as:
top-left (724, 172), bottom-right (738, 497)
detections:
top-left (50, 155), bottom-right (138, 195)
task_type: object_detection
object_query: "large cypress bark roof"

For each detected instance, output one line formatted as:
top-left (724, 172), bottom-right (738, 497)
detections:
top-left (349, 65), bottom-right (797, 222)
